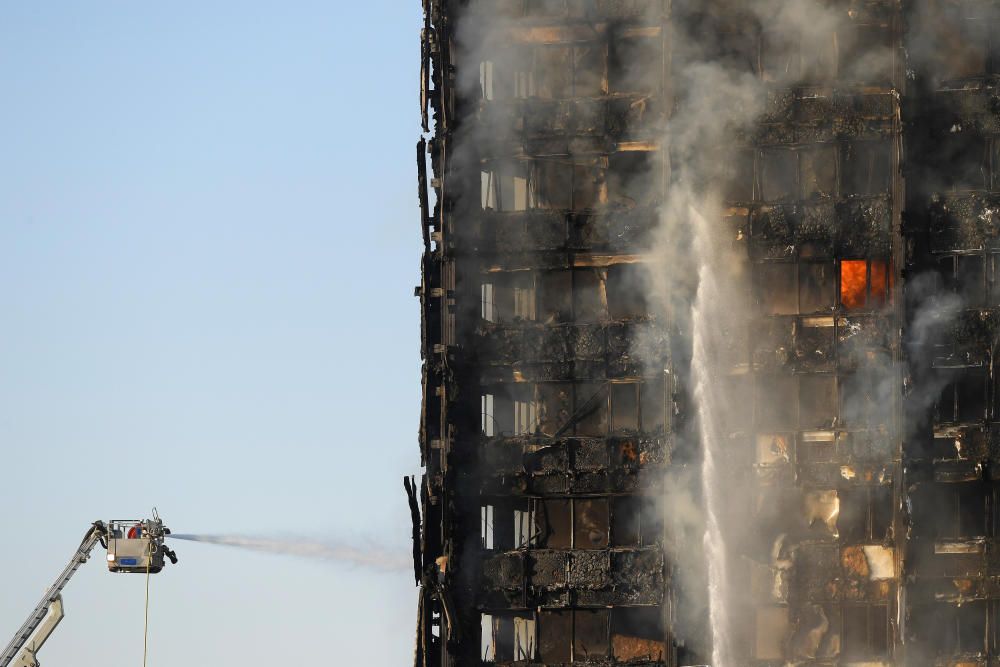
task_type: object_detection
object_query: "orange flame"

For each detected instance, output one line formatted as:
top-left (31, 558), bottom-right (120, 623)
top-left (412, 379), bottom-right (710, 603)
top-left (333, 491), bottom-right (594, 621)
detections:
top-left (840, 259), bottom-right (890, 310)
top-left (869, 260), bottom-right (888, 307)
top-left (840, 260), bottom-right (868, 310)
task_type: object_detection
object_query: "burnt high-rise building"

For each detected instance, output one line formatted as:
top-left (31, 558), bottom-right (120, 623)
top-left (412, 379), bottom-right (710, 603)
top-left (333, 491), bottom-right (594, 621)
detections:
top-left (410, 1), bottom-right (1000, 665)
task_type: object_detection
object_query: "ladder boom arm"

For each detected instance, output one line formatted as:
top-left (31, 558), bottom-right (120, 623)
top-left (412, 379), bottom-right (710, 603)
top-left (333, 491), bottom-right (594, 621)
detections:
top-left (12, 596), bottom-right (63, 667)
top-left (0, 522), bottom-right (107, 667)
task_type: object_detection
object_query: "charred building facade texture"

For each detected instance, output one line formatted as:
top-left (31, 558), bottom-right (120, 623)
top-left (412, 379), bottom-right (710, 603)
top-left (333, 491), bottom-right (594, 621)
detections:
top-left (412, 1), bottom-right (1000, 665)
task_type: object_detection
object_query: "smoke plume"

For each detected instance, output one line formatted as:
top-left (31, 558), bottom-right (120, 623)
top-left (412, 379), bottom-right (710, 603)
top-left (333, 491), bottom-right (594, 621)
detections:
top-left (168, 534), bottom-right (410, 573)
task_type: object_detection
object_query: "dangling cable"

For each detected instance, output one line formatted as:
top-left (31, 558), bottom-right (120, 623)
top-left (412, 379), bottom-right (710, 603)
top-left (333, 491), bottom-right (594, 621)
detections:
top-left (142, 540), bottom-right (151, 667)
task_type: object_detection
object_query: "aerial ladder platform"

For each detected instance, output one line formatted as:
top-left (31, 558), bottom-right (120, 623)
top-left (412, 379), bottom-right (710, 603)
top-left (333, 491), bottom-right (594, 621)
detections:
top-left (0, 512), bottom-right (177, 667)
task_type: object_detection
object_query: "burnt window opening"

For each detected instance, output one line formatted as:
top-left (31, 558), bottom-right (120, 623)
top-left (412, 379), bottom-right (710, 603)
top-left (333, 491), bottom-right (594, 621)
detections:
top-left (478, 48), bottom-right (541, 100)
top-left (754, 261), bottom-right (840, 315)
top-left (992, 600), bottom-right (1000, 654)
top-left (482, 272), bottom-right (536, 323)
top-left (799, 375), bottom-right (838, 429)
top-left (536, 498), bottom-right (573, 549)
top-left (482, 282), bottom-right (496, 323)
top-left (936, 370), bottom-right (987, 424)
top-left (930, 433), bottom-right (966, 461)
top-left (573, 43), bottom-right (606, 97)
top-left (535, 383), bottom-right (572, 437)
top-left (574, 498), bottom-right (611, 549)
top-left (442, 260), bottom-right (456, 345)
top-left (838, 24), bottom-right (893, 83)
top-left (533, 45), bottom-right (573, 99)
top-left (761, 149), bottom-right (798, 201)
top-left (570, 379), bottom-right (666, 438)
top-left (991, 142), bottom-right (1000, 191)
top-left (762, 27), bottom-right (836, 83)
top-left (609, 33), bottom-right (662, 94)
top-left (755, 375), bottom-right (799, 430)
top-left (913, 601), bottom-right (987, 657)
top-left (611, 382), bottom-right (639, 432)
top-left (611, 496), bottom-right (641, 547)
top-left (480, 60), bottom-right (496, 101)
top-left (756, 262), bottom-right (797, 315)
top-left (573, 160), bottom-right (607, 210)
top-left (537, 270), bottom-right (573, 323)
top-left (940, 132), bottom-right (988, 191)
top-left (514, 499), bottom-right (536, 548)
top-left (574, 609), bottom-right (611, 659)
top-left (605, 263), bottom-right (649, 319)
top-left (482, 158), bottom-right (608, 212)
top-left (611, 607), bottom-right (665, 662)
top-left (838, 485), bottom-right (892, 542)
top-left (528, 43), bottom-right (606, 99)
top-left (799, 145), bottom-right (837, 199)
top-left (799, 263), bottom-right (837, 314)
top-left (573, 268), bottom-right (606, 323)
top-left (798, 430), bottom-right (837, 463)
top-left (840, 258), bottom-right (890, 311)
top-left (507, 48), bottom-right (538, 99)
top-left (607, 151), bottom-right (659, 209)
top-left (539, 609), bottom-right (610, 662)
top-left (927, 13), bottom-right (1000, 81)
top-left (755, 433), bottom-right (791, 467)
top-left (538, 610), bottom-right (572, 663)
top-left (761, 29), bottom-right (800, 83)
top-left (842, 604), bottom-right (889, 661)
top-left (482, 504), bottom-right (495, 550)
top-left (537, 158), bottom-right (607, 211)
top-left (987, 482), bottom-right (1000, 540)
top-left (482, 393), bottom-right (496, 437)
top-left (516, 498), bottom-right (611, 550)
top-left (799, 29), bottom-right (838, 82)
top-left (482, 497), bottom-right (536, 551)
top-left (482, 385), bottom-right (539, 437)
top-left (535, 159), bottom-right (573, 209)
top-left (482, 161), bottom-right (534, 211)
top-left (611, 495), bottom-right (663, 547)
top-left (575, 382), bottom-right (609, 437)
top-left (916, 482), bottom-right (989, 540)
top-left (840, 372), bottom-right (893, 429)
top-left (803, 489), bottom-right (840, 537)
top-left (722, 375), bottom-right (753, 433)
top-left (754, 606), bottom-right (790, 660)
top-left (842, 141), bottom-right (892, 196)
top-left (641, 376), bottom-right (668, 433)
top-left (948, 601), bottom-right (987, 656)
top-left (759, 143), bottom-right (890, 202)
top-left (481, 612), bottom-right (537, 662)
top-left (939, 254), bottom-right (986, 309)
top-left (987, 253), bottom-right (1000, 307)
top-left (707, 25), bottom-right (758, 77)
top-left (718, 148), bottom-right (754, 202)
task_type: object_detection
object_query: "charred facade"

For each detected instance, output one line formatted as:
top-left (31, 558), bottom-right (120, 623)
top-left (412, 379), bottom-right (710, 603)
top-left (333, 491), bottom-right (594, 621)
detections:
top-left (412, 1), bottom-right (1000, 665)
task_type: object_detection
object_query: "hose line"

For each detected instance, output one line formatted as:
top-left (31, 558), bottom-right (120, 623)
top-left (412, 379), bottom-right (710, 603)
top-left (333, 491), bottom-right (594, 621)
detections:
top-left (142, 541), bottom-right (151, 667)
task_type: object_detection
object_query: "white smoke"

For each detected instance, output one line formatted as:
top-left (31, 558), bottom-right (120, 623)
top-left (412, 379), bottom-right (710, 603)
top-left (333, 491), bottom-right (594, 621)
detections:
top-left (168, 533), bottom-right (410, 573)
top-left (654, 2), bottom-right (891, 664)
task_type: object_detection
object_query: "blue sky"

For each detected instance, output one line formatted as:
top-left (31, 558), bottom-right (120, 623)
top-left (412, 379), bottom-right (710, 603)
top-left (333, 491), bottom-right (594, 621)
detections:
top-left (0, 3), bottom-right (422, 665)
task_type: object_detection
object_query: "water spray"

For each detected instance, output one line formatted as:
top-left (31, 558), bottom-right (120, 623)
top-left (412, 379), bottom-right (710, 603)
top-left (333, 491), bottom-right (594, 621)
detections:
top-left (167, 533), bottom-right (410, 573)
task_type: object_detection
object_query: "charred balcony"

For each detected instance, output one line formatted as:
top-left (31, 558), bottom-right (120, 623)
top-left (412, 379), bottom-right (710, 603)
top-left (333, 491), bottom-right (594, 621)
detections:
top-left (481, 547), bottom-right (666, 608)
top-left (476, 207), bottom-right (660, 256)
top-left (476, 320), bottom-right (670, 381)
top-left (479, 435), bottom-right (669, 496)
